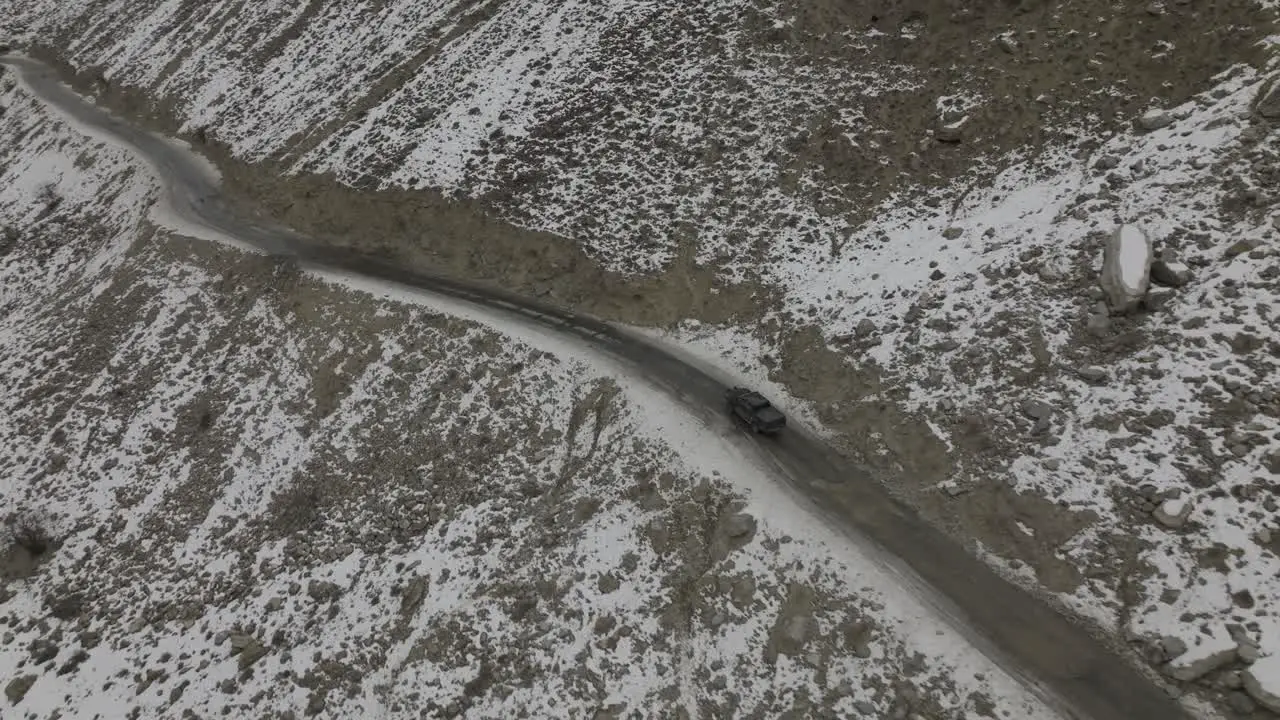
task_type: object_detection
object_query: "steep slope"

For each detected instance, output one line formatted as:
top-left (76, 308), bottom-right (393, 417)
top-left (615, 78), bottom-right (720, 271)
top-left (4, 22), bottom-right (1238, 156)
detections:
top-left (3, 0), bottom-right (1280, 717)
top-left (0, 69), bottom-right (1056, 719)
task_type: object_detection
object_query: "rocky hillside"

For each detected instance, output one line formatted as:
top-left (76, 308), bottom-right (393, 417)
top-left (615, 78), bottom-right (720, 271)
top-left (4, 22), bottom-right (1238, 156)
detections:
top-left (0, 70), bottom-right (1055, 719)
top-left (3, 0), bottom-right (1280, 718)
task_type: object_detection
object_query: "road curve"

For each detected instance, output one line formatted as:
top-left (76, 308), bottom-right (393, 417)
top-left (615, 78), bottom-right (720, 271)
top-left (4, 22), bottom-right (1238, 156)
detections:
top-left (2, 55), bottom-right (1197, 720)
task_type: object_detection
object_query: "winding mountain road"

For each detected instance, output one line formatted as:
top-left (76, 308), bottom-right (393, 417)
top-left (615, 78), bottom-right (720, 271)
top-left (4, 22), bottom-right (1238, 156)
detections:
top-left (3, 54), bottom-right (1197, 720)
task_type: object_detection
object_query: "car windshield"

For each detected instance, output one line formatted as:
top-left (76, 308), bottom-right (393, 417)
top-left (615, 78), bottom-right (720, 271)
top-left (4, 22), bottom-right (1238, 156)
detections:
top-left (758, 406), bottom-right (785, 424)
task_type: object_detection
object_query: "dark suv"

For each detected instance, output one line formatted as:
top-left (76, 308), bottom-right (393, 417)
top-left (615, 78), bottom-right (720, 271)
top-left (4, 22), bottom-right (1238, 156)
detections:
top-left (726, 386), bottom-right (786, 435)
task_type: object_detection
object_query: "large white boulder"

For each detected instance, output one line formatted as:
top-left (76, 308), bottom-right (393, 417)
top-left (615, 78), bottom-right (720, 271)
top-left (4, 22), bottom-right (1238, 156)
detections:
top-left (1100, 224), bottom-right (1152, 313)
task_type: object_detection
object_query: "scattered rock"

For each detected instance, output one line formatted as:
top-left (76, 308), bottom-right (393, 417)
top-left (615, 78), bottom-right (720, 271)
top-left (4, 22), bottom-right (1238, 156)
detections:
top-left (1136, 109), bottom-right (1174, 132)
top-left (730, 577), bottom-right (756, 608)
top-left (1153, 498), bottom-right (1193, 529)
top-left (936, 117), bottom-right (968, 143)
top-left (1020, 399), bottom-right (1054, 421)
top-left (1224, 238), bottom-right (1261, 258)
top-left (1238, 642), bottom-right (1261, 664)
top-left (306, 579), bottom-right (343, 603)
top-left (1160, 635), bottom-right (1188, 660)
top-left (597, 573), bottom-right (620, 594)
top-left (1256, 79), bottom-right (1280, 119)
top-left (1166, 647), bottom-right (1236, 682)
top-left (237, 639), bottom-right (268, 670)
top-left (1076, 366), bottom-right (1108, 384)
top-left (1150, 259), bottom-right (1192, 287)
top-left (723, 513), bottom-right (757, 540)
top-left (1142, 287), bottom-right (1176, 312)
top-left (1086, 313), bottom-right (1111, 337)
top-left (765, 584), bottom-right (814, 662)
top-left (400, 576), bottom-right (428, 617)
top-left (1100, 224), bottom-right (1153, 313)
top-left (1264, 451), bottom-right (1280, 475)
top-left (1094, 155), bottom-right (1121, 171)
top-left (5, 674), bottom-right (36, 705)
top-left (229, 633), bottom-right (255, 654)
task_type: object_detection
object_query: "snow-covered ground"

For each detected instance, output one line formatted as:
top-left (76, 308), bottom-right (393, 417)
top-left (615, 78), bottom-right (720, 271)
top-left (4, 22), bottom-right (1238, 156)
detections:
top-left (659, 59), bottom-right (1280, 711)
top-left (2, 0), bottom-right (1280, 716)
top-left (0, 69), bottom-right (1060, 719)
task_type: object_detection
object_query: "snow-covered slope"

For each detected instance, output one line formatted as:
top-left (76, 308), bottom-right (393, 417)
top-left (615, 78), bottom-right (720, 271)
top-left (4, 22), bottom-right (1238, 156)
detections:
top-left (665, 57), bottom-right (1280, 714)
top-left (1, 0), bottom-right (1270, 276)
top-left (4, 0), bottom-right (1280, 716)
top-left (0, 72), bottom-right (1056, 719)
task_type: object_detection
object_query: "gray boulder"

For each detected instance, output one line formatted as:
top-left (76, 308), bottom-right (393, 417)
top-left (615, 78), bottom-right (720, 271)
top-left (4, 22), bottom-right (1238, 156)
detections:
top-left (1256, 78), bottom-right (1280, 119)
top-left (1100, 224), bottom-right (1153, 313)
top-left (1150, 259), bottom-right (1192, 287)
top-left (1136, 109), bottom-right (1174, 132)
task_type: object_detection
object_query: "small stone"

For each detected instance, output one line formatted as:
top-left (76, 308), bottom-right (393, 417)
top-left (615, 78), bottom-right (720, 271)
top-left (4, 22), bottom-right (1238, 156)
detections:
top-left (730, 577), bottom-right (756, 608)
top-left (1150, 260), bottom-right (1192, 287)
top-left (1256, 80), bottom-right (1280, 120)
top-left (1143, 287), bottom-right (1176, 312)
top-left (1086, 314), bottom-right (1111, 337)
top-left (1238, 642), bottom-right (1261, 664)
top-left (936, 118), bottom-right (967, 143)
top-left (5, 675), bottom-right (36, 705)
top-left (307, 580), bottom-right (343, 603)
top-left (238, 640), bottom-right (268, 670)
top-left (1153, 498), bottom-right (1192, 529)
top-left (1160, 636), bottom-right (1188, 660)
top-left (229, 633), bottom-right (254, 653)
top-left (1136, 109), bottom-right (1174, 132)
top-left (1095, 155), bottom-right (1121, 171)
top-left (594, 615), bottom-right (617, 635)
top-left (1076, 366), bottom-right (1108, 384)
top-left (1225, 238), bottom-right (1261, 258)
top-left (1020, 399), bottom-right (1054, 421)
top-left (400, 576), bottom-right (429, 617)
top-left (724, 513), bottom-right (756, 539)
